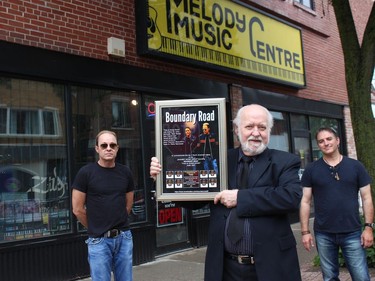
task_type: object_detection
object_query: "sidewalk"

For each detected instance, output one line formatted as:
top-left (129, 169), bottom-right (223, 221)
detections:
top-left (77, 221), bottom-right (375, 280)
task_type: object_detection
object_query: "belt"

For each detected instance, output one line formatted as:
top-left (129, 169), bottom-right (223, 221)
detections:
top-left (102, 229), bottom-right (122, 238)
top-left (225, 253), bottom-right (255, 265)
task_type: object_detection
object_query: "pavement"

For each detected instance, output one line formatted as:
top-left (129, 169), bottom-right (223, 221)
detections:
top-left (76, 219), bottom-right (375, 281)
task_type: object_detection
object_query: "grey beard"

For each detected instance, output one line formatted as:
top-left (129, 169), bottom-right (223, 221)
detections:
top-left (241, 142), bottom-right (267, 156)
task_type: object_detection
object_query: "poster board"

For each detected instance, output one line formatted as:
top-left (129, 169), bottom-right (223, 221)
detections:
top-left (155, 98), bottom-right (227, 201)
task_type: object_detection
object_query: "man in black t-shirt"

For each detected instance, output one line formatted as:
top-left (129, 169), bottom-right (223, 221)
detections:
top-left (72, 130), bottom-right (134, 281)
top-left (300, 127), bottom-right (373, 281)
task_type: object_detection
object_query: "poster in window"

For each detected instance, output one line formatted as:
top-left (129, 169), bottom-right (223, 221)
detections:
top-left (155, 98), bottom-right (227, 201)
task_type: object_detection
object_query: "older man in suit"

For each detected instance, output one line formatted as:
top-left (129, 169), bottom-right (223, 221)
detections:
top-left (150, 104), bottom-right (302, 281)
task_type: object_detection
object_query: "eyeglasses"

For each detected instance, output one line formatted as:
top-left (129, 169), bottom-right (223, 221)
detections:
top-left (330, 167), bottom-right (340, 181)
top-left (99, 143), bottom-right (118, 149)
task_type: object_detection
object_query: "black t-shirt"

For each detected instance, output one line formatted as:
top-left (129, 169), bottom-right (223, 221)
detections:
top-left (72, 162), bottom-right (135, 237)
top-left (301, 157), bottom-right (372, 233)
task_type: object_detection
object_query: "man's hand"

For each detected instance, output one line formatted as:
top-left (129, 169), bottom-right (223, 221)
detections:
top-left (361, 228), bottom-right (374, 248)
top-left (150, 157), bottom-right (162, 180)
top-left (214, 190), bottom-right (238, 208)
top-left (301, 233), bottom-right (315, 252)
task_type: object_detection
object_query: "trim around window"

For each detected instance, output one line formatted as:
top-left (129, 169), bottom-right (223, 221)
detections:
top-left (293, 0), bottom-right (316, 14)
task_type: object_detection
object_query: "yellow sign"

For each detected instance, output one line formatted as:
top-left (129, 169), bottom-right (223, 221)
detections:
top-left (146, 0), bottom-right (305, 87)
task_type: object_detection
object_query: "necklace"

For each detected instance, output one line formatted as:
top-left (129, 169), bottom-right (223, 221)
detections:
top-left (323, 155), bottom-right (342, 181)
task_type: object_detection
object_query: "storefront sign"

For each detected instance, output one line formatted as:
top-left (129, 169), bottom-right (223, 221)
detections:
top-left (154, 98), bottom-right (227, 201)
top-left (157, 201), bottom-right (184, 227)
top-left (137, 0), bottom-right (305, 87)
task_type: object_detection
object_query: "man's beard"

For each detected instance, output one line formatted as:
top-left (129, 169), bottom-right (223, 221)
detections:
top-left (240, 135), bottom-right (267, 156)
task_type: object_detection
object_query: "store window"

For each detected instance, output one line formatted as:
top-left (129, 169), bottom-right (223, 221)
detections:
top-left (71, 87), bottom-right (147, 225)
top-left (269, 111), bottom-right (290, 152)
top-left (267, 109), bottom-right (340, 173)
top-left (112, 98), bottom-right (134, 128)
top-left (1, 108), bottom-right (60, 136)
top-left (0, 78), bottom-right (70, 243)
top-left (291, 114), bottom-right (310, 169)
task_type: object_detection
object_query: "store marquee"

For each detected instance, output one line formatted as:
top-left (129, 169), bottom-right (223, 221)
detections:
top-left (137, 0), bottom-right (305, 88)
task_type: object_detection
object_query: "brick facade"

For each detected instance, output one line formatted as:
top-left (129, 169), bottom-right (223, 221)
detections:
top-left (0, 0), bottom-right (372, 106)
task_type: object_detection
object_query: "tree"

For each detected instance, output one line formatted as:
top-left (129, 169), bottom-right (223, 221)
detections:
top-left (331, 0), bottom-right (375, 196)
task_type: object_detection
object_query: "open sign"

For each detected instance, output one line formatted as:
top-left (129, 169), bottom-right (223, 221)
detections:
top-left (157, 201), bottom-right (184, 227)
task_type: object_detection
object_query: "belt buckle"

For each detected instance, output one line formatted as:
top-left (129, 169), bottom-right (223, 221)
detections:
top-left (107, 229), bottom-right (119, 238)
top-left (237, 255), bottom-right (254, 265)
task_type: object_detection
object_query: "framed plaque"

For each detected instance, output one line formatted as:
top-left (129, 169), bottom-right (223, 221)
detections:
top-left (155, 98), bottom-right (227, 201)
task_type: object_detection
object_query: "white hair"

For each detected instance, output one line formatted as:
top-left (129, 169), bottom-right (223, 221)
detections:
top-left (233, 104), bottom-right (274, 131)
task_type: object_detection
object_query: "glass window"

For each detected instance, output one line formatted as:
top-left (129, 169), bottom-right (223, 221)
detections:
top-left (9, 109), bottom-right (40, 134)
top-left (269, 111), bottom-right (289, 152)
top-left (290, 114), bottom-right (310, 175)
top-left (0, 107), bottom-right (60, 136)
top-left (0, 78), bottom-right (70, 243)
top-left (43, 109), bottom-right (59, 135)
top-left (0, 108), bottom-right (6, 134)
top-left (112, 99), bottom-right (133, 128)
top-left (71, 87), bottom-right (146, 225)
top-left (295, 0), bottom-right (314, 9)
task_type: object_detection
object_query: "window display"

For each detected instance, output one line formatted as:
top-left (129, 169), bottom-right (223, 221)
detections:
top-left (71, 87), bottom-right (147, 225)
top-left (0, 78), bottom-right (70, 242)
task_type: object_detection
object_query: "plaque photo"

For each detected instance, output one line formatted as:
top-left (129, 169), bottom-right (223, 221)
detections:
top-left (155, 98), bottom-right (227, 201)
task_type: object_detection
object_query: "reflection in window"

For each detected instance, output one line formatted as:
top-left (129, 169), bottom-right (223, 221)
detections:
top-left (291, 114), bottom-right (310, 170)
top-left (294, 137), bottom-right (310, 169)
top-left (0, 107), bottom-right (60, 136)
top-left (0, 108), bottom-right (6, 134)
top-left (269, 111), bottom-right (289, 152)
top-left (10, 109), bottom-right (40, 134)
top-left (0, 78), bottom-right (70, 243)
top-left (43, 110), bottom-right (59, 135)
top-left (112, 100), bottom-right (132, 128)
top-left (291, 114), bottom-right (308, 130)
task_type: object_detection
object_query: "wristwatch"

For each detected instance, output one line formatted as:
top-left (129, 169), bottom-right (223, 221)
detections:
top-left (364, 223), bottom-right (375, 229)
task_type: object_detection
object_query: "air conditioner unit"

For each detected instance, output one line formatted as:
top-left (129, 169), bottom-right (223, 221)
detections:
top-left (107, 37), bottom-right (125, 58)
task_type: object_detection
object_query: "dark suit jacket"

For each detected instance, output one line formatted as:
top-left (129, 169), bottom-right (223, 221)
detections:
top-left (204, 148), bottom-right (302, 281)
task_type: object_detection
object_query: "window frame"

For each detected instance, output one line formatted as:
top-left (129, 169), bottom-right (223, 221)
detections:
top-left (0, 106), bottom-right (61, 137)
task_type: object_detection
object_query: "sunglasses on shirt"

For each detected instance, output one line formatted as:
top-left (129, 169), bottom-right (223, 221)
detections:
top-left (99, 143), bottom-right (118, 149)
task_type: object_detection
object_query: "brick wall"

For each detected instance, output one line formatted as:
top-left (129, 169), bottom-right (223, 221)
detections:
top-left (229, 84), bottom-right (243, 148)
top-left (0, 0), bottom-right (133, 59)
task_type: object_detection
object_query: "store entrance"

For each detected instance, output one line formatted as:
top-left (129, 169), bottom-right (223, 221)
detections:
top-left (155, 201), bottom-right (190, 255)
top-left (143, 96), bottom-right (191, 255)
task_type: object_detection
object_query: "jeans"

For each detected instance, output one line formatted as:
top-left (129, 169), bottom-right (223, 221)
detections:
top-left (315, 230), bottom-right (370, 281)
top-left (204, 157), bottom-right (218, 174)
top-left (86, 230), bottom-right (133, 281)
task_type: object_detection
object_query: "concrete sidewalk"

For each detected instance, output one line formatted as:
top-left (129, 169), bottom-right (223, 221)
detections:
top-left (77, 221), bottom-right (375, 280)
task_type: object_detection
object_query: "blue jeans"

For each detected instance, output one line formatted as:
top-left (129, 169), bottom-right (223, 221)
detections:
top-left (315, 230), bottom-right (370, 281)
top-left (204, 157), bottom-right (218, 174)
top-left (86, 230), bottom-right (133, 281)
